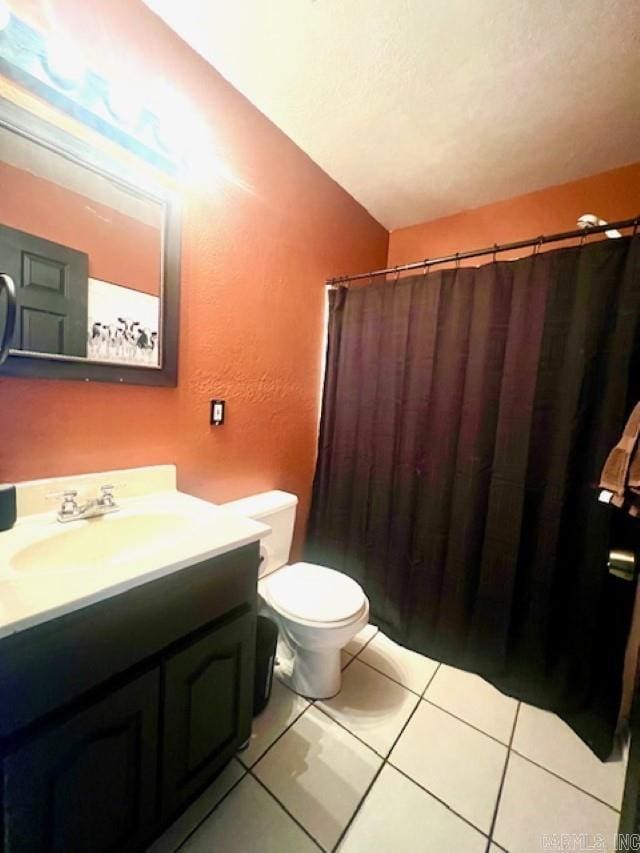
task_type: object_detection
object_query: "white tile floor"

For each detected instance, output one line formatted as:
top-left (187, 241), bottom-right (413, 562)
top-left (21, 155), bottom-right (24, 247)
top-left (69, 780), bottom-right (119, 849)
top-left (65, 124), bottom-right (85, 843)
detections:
top-left (149, 625), bottom-right (628, 853)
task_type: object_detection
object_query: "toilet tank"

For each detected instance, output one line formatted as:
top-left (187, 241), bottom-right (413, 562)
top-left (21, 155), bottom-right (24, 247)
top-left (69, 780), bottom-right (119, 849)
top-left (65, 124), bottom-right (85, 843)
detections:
top-left (222, 491), bottom-right (298, 578)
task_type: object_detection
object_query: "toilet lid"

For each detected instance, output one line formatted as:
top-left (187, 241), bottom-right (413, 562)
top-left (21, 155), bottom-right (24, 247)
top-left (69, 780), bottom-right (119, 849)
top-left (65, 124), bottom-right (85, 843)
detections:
top-left (265, 562), bottom-right (366, 624)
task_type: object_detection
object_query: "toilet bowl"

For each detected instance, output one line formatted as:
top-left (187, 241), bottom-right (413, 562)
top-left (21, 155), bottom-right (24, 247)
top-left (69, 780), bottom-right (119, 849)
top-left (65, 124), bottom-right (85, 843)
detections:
top-left (223, 491), bottom-right (369, 699)
top-left (260, 562), bottom-right (369, 698)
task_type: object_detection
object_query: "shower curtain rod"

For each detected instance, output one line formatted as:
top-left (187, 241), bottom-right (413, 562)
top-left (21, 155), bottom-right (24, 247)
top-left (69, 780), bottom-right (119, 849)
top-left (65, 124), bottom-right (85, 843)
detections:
top-left (326, 215), bottom-right (640, 286)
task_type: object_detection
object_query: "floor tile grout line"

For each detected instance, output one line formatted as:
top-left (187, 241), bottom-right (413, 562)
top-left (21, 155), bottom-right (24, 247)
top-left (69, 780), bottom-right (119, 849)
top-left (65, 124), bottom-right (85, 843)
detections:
top-left (509, 747), bottom-right (622, 814)
top-left (341, 652), bottom-right (356, 672)
top-left (421, 662), bottom-right (442, 698)
top-left (344, 628), bottom-right (442, 698)
top-left (330, 679), bottom-right (427, 851)
top-left (330, 662), bottom-right (444, 853)
top-left (316, 655), bottom-right (444, 761)
top-left (382, 660), bottom-right (505, 843)
top-left (241, 628), bottom-right (416, 774)
top-left (421, 696), bottom-right (514, 748)
top-left (484, 700), bottom-right (520, 853)
top-left (310, 627), bottom-right (426, 761)
top-left (345, 626), bottom-right (379, 661)
top-left (238, 699), bottom-right (313, 771)
top-left (330, 761), bottom-right (385, 852)
top-left (387, 760), bottom-right (491, 840)
top-left (250, 633), bottom-right (422, 853)
top-left (332, 759), bottom-right (387, 853)
top-left (349, 627), bottom-right (444, 698)
top-left (174, 762), bottom-right (248, 852)
top-left (381, 690), bottom-right (425, 759)
top-left (249, 769), bottom-right (326, 851)
top-left (337, 648), bottom-right (517, 752)
top-left (420, 678), bottom-right (624, 815)
top-left (244, 651), bottom-right (399, 850)
top-left (312, 701), bottom-right (387, 760)
top-left (351, 652), bottom-right (433, 697)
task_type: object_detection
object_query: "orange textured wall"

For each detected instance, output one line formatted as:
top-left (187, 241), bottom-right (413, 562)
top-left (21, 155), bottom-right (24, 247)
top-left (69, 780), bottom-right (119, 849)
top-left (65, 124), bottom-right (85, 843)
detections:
top-left (0, 161), bottom-right (160, 294)
top-left (388, 162), bottom-right (640, 268)
top-left (0, 0), bottom-right (388, 551)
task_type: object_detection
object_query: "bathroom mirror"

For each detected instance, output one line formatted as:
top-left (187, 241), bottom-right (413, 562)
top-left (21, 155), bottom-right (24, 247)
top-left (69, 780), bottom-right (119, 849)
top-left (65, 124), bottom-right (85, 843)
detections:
top-left (0, 98), bottom-right (180, 386)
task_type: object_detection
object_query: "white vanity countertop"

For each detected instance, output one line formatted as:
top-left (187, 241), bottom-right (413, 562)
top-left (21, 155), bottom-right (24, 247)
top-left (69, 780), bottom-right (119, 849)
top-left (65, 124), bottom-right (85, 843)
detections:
top-left (0, 486), bottom-right (269, 641)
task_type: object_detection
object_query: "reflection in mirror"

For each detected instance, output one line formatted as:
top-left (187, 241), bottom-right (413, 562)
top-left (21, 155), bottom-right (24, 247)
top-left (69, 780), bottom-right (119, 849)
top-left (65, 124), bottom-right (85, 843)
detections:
top-left (0, 125), bottom-right (164, 368)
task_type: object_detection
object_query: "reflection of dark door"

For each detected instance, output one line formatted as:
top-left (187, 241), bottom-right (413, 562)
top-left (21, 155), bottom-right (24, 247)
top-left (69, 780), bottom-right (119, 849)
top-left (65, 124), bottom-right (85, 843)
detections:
top-left (0, 224), bottom-right (88, 357)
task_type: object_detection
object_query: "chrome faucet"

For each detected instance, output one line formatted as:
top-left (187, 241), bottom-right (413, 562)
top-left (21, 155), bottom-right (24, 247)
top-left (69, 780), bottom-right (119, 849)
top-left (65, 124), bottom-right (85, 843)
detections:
top-left (48, 484), bottom-right (120, 523)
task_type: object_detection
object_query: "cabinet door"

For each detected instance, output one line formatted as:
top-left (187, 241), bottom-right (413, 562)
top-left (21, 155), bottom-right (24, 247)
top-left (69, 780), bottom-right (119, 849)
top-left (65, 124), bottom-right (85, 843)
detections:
top-left (2, 670), bottom-right (159, 853)
top-left (161, 608), bottom-right (255, 817)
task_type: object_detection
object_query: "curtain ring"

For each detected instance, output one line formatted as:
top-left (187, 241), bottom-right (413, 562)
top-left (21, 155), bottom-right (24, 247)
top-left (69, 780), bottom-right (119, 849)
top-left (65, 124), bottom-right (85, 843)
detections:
top-left (454, 252), bottom-right (460, 269)
top-left (633, 216), bottom-right (639, 238)
top-left (422, 259), bottom-right (430, 279)
top-left (492, 243), bottom-right (498, 264)
top-left (532, 236), bottom-right (544, 256)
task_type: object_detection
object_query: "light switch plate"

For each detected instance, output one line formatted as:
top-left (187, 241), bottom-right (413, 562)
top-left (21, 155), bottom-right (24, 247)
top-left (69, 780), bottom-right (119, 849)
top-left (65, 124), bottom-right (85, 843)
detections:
top-left (210, 399), bottom-right (225, 426)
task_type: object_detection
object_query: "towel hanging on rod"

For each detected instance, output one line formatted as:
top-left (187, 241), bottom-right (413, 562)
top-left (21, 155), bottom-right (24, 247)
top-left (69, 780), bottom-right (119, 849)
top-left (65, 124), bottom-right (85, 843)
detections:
top-left (599, 401), bottom-right (640, 517)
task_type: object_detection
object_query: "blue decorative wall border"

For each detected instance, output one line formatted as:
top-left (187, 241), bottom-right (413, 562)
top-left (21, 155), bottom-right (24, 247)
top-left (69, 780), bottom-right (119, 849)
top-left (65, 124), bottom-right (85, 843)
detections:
top-left (0, 12), bottom-right (180, 175)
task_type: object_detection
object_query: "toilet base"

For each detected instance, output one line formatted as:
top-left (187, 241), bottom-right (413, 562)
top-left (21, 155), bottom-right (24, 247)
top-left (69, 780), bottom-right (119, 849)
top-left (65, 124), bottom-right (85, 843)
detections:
top-left (275, 643), bottom-right (342, 700)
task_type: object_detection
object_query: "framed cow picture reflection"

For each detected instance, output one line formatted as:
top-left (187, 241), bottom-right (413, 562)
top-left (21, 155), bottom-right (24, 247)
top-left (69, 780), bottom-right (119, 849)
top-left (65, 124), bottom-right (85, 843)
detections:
top-left (87, 278), bottom-right (160, 367)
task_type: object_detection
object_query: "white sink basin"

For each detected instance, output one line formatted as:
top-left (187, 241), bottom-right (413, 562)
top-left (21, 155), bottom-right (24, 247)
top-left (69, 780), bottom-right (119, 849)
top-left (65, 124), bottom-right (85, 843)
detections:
top-left (10, 512), bottom-right (200, 575)
top-left (0, 478), bottom-right (270, 640)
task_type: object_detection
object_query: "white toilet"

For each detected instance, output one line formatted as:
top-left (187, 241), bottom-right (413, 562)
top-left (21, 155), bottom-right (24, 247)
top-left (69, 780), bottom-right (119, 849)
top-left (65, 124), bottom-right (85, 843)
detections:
top-left (223, 491), bottom-right (369, 699)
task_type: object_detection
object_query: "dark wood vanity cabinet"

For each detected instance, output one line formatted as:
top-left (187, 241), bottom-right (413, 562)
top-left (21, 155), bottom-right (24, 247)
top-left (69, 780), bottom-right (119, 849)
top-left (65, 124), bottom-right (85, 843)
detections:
top-left (2, 671), bottom-right (160, 853)
top-left (0, 543), bottom-right (259, 852)
top-left (162, 610), bottom-right (254, 816)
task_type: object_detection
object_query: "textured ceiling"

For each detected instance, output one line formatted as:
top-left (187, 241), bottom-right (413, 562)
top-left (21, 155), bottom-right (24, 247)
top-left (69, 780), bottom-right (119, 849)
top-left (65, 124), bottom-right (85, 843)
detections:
top-left (143, 0), bottom-right (640, 230)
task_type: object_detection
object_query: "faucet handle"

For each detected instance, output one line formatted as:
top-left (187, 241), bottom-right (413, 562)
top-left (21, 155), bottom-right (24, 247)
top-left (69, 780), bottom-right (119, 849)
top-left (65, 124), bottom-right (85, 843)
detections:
top-left (99, 484), bottom-right (118, 506)
top-left (46, 490), bottom-right (79, 516)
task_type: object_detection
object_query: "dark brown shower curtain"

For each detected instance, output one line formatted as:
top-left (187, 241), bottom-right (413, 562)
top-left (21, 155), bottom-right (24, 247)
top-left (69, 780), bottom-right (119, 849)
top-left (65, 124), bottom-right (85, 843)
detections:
top-left (307, 236), bottom-right (640, 759)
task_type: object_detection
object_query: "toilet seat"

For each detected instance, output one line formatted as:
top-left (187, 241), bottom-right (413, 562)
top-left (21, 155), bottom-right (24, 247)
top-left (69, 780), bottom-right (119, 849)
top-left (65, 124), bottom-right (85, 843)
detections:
top-left (264, 562), bottom-right (366, 626)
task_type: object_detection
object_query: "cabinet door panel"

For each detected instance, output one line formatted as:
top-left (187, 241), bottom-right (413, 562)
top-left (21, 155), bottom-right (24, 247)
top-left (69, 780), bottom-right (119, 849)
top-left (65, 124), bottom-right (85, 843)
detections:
top-left (2, 670), bottom-right (159, 853)
top-left (162, 608), bottom-right (254, 817)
